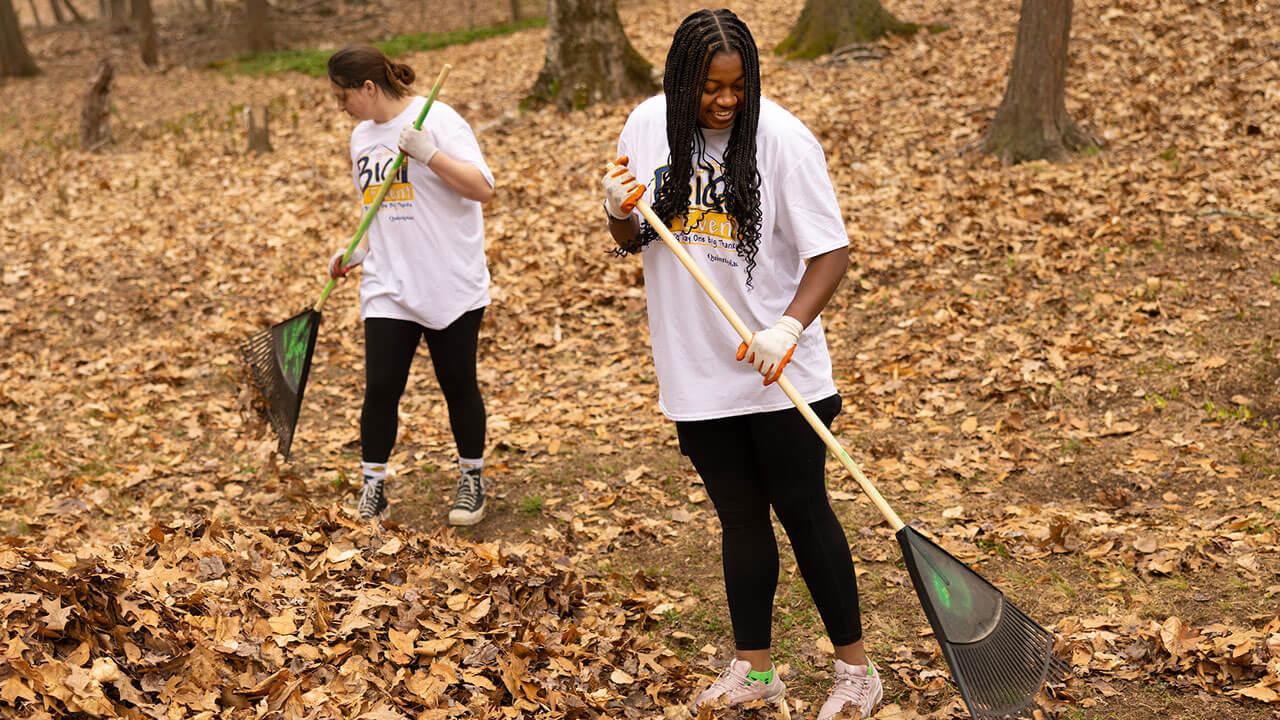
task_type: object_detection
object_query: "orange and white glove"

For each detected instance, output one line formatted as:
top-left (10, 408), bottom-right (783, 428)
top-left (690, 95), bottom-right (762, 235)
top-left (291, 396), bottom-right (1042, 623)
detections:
top-left (736, 316), bottom-right (803, 386)
top-left (602, 156), bottom-right (646, 220)
top-left (329, 245), bottom-right (368, 278)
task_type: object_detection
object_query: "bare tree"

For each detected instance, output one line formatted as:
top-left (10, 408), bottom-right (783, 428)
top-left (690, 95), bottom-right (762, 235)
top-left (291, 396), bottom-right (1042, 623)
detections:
top-left (983, 0), bottom-right (1096, 163)
top-left (0, 0), bottom-right (39, 77)
top-left (776, 0), bottom-right (937, 59)
top-left (136, 0), bottom-right (156, 66)
top-left (245, 0), bottom-right (272, 52)
top-left (526, 0), bottom-right (656, 112)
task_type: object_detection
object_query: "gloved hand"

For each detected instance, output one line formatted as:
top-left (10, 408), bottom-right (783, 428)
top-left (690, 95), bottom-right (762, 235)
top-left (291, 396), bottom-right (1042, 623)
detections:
top-left (398, 125), bottom-right (438, 164)
top-left (602, 156), bottom-right (646, 220)
top-left (736, 316), bottom-right (803, 386)
top-left (329, 245), bottom-right (368, 278)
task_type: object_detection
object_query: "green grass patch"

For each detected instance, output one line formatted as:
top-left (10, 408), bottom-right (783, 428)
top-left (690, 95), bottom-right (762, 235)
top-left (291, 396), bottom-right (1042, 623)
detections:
top-left (213, 17), bottom-right (547, 76)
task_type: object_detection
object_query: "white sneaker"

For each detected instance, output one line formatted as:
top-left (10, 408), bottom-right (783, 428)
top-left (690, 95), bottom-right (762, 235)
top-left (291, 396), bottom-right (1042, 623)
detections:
top-left (689, 658), bottom-right (785, 714)
top-left (818, 659), bottom-right (883, 720)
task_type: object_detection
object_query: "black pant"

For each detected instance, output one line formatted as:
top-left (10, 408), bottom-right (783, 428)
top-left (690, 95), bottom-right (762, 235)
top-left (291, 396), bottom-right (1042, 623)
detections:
top-left (361, 310), bottom-right (486, 464)
top-left (676, 395), bottom-right (861, 650)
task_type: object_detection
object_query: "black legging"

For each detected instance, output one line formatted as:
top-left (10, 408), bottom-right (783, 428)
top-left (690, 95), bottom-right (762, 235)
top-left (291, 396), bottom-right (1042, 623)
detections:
top-left (361, 310), bottom-right (486, 464)
top-left (675, 395), bottom-right (861, 651)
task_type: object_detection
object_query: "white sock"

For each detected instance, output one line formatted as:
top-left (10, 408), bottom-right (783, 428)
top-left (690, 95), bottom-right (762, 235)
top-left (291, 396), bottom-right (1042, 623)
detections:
top-left (362, 461), bottom-right (387, 485)
top-left (458, 457), bottom-right (483, 475)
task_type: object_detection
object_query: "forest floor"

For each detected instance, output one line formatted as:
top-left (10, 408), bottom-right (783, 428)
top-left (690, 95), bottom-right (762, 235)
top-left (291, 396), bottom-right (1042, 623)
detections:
top-left (2, 0), bottom-right (1280, 718)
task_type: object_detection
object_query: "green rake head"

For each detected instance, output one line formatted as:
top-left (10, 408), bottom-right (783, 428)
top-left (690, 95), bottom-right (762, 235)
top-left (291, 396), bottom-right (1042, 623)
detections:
top-left (896, 526), bottom-right (1067, 719)
top-left (239, 309), bottom-right (320, 460)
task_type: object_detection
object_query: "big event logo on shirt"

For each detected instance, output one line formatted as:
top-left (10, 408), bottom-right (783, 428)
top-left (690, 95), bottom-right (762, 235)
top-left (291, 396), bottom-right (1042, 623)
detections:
top-left (357, 147), bottom-right (413, 208)
top-left (652, 161), bottom-right (741, 269)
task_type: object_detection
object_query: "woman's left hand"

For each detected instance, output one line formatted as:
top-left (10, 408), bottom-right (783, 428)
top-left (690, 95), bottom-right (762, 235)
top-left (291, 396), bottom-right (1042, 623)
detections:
top-left (737, 316), bottom-right (803, 386)
top-left (398, 126), bottom-right (438, 164)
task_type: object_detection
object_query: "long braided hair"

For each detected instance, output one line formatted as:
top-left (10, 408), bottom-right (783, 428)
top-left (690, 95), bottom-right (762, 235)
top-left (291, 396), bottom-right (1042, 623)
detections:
top-left (629, 9), bottom-right (764, 284)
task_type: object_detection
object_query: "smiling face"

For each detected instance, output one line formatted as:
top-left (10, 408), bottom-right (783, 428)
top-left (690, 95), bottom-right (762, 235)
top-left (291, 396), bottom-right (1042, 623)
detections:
top-left (697, 50), bottom-right (745, 130)
top-left (330, 79), bottom-right (377, 121)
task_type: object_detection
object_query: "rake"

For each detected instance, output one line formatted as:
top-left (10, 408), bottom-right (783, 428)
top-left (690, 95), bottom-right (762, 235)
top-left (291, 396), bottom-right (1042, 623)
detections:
top-left (240, 64), bottom-right (452, 460)
top-left (614, 174), bottom-right (1067, 719)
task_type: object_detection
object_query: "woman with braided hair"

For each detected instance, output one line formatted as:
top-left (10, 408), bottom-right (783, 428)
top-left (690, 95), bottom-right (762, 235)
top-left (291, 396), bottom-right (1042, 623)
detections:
top-left (600, 9), bottom-right (881, 719)
top-left (326, 45), bottom-right (494, 527)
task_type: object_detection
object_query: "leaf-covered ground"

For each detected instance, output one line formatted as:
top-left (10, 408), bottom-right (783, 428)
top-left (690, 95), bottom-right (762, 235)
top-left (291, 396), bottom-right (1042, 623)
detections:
top-left (2, 0), bottom-right (1279, 718)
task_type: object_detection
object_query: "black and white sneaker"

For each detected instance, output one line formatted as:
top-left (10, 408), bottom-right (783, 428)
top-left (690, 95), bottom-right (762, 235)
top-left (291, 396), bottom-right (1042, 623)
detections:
top-left (357, 476), bottom-right (388, 521)
top-left (448, 470), bottom-right (485, 526)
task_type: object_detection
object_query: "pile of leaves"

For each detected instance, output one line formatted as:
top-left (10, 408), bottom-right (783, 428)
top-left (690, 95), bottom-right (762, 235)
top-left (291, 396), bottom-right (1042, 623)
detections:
top-left (0, 507), bottom-right (711, 719)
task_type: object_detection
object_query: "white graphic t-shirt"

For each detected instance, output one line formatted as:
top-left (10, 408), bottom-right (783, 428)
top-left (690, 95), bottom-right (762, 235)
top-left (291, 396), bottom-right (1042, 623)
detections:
top-left (348, 97), bottom-right (494, 330)
top-left (617, 95), bottom-right (848, 421)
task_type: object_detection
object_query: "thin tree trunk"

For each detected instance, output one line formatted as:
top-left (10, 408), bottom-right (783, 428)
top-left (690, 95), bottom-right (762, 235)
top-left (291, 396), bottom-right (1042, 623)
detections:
top-left (983, 0), bottom-right (1096, 164)
top-left (526, 0), bottom-right (657, 112)
top-left (508, 0), bottom-right (520, 22)
top-left (25, 0), bottom-right (40, 27)
top-left (48, 0), bottom-right (64, 22)
top-left (81, 59), bottom-right (113, 150)
top-left (108, 0), bottom-right (127, 32)
top-left (136, 0), bottom-right (156, 66)
top-left (59, 0), bottom-right (85, 22)
top-left (776, 0), bottom-right (930, 59)
top-left (0, 0), bottom-right (40, 77)
top-left (245, 0), bottom-right (272, 51)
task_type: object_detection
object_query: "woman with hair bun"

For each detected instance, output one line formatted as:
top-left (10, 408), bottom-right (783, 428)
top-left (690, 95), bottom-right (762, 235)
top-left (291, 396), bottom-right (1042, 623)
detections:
top-left (600, 10), bottom-right (881, 719)
top-left (326, 45), bottom-right (494, 527)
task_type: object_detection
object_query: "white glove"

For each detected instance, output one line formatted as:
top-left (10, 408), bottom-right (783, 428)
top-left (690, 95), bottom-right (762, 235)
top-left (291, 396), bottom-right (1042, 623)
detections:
top-left (398, 125), bottom-right (438, 164)
top-left (330, 245), bottom-right (368, 278)
top-left (602, 156), bottom-right (645, 220)
top-left (736, 316), bottom-right (803, 386)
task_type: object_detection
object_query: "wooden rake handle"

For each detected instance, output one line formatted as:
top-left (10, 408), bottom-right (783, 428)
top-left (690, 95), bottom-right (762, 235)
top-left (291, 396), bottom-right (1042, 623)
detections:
top-left (315, 63), bottom-right (453, 313)
top-left (611, 166), bottom-right (906, 531)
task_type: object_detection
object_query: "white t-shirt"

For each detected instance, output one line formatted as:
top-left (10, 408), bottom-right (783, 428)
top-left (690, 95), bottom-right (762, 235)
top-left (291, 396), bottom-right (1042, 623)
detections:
top-left (617, 95), bottom-right (848, 421)
top-left (348, 97), bottom-right (494, 330)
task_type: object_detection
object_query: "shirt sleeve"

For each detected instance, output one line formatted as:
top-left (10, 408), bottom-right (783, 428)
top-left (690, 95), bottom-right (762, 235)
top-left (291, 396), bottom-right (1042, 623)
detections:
top-left (773, 139), bottom-right (849, 259)
top-left (435, 106), bottom-right (494, 188)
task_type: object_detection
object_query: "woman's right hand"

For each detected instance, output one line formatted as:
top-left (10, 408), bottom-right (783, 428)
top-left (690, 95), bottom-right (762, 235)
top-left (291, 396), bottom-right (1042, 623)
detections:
top-left (329, 245), bottom-right (368, 278)
top-left (602, 156), bottom-right (645, 220)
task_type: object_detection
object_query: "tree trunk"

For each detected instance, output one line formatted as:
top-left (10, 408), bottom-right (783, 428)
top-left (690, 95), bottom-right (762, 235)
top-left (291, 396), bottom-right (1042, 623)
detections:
top-left (49, 0), bottom-right (64, 23)
top-left (776, 0), bottom-right (924, 59)
top-left (136, 0), bottom-right (156, 66)
top-left (25, 0), bottom-right (40, 27)
top-left (0, 0), bottom-right (39, 77)
top-left (983, 0), bottom-right (1096, 163)
top-left (509, 0), bottom-right (520, 22)
top-left (59, 0), bottom-right (85, 22)
top-left (245, 105), bottom-right (272, 153)
top-left (81, 59), bottom-right (113, 151)
top-left (245, 0), bottom-right (272, 52)
top-left (108, 0), bottom-right (127, 32)
top-left (526, 0), bottom-right (656, 112)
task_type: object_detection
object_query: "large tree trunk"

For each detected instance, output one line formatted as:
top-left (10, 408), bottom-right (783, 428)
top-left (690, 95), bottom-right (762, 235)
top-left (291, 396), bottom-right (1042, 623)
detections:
top-left (0, 0), bottom-right (39, 77)
top-left (983, 0), bottom-right (1096, 164)
top-left (245, 0), bottom-right (272, 52)
top-left (136, 0), bottom-right (156, 66)
top-left (776, 0), bottom-right (924, 59)
top-left (525, 0), bottom-right (656, 112)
